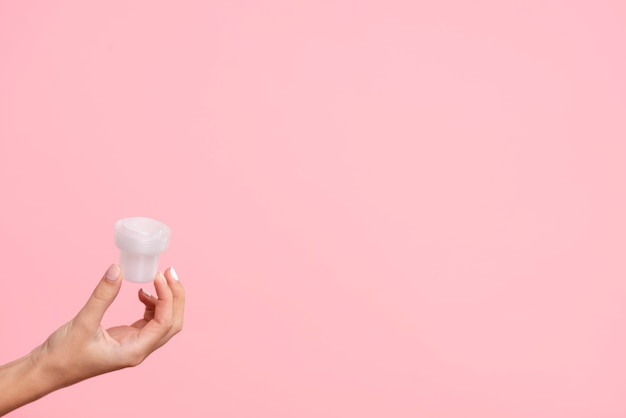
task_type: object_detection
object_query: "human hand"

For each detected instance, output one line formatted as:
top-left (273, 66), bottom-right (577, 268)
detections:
top-left (32, 264), bottom-right (185, 390)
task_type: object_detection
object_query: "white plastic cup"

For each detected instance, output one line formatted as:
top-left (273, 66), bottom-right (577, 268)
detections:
top-left (114, 217), bottom-right (171, 283)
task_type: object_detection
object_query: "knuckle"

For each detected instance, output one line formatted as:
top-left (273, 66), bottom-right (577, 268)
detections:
top-left (161, 317), bottom-right (174, 329)
top-left (71, 317), bottom-right (90, 332)
top-left (126, 350), bottom-right (147, 367)
top-left (92, 286), bottom-right (110, 302)
top-left (173, 288), bottom-right (185, 301)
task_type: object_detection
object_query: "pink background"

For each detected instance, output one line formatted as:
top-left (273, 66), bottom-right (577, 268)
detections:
top-left (1, 1), bottom-right (626, 417)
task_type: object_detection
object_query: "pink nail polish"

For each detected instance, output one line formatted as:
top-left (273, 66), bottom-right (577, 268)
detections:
top-left (105, 264), bottom-right (120, 282)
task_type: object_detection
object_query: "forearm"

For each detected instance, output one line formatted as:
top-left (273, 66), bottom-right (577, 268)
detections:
top-left (0, 348), bottom-right (56, 417)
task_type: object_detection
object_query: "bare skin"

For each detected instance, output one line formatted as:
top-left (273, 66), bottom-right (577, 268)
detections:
top-left (0, 264), bottom-right (185, 416)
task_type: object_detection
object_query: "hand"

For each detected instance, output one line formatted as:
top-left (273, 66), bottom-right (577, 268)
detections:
top-left (32, 264), bottom-right (185, 389)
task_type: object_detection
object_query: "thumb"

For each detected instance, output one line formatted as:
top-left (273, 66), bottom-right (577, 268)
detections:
top-left (75, 264), bottom-right (122, 328)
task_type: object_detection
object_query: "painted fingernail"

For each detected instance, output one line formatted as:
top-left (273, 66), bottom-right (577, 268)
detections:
top-left (105, 264), bottom-right (120, 282)
top-left (158, 271), bottom-right (166, 282)
top-left (169, 267), bottom-right (179, 282)
top-left (141, 288), bottom-right (152, 298)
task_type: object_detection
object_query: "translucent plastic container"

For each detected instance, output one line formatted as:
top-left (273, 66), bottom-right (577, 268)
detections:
top-left (114, 217), bottom-right (171, 283)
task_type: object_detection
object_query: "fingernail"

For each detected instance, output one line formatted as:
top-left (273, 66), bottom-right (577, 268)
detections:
top-left (105, 264), bottom-right (120, 282)
top-left (169, 267), bottom-right (179, 282)
top-left (141, 288), bottom-right (152, 298)
top-left (158, 271), bottom-right (166, 282)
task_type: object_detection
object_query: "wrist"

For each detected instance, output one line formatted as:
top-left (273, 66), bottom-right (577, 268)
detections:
top-left (0, 347), bottom-right (56, 416)
top-left (29, 343), bottom-right (62, 390)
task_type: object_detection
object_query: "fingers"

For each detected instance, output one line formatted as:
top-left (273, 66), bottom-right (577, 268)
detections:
top-left (134, 267), bottom-right (185, 353)
top-left (75, 264), bottom-right (122, 329)
top-left (136, 271), bottom-right (174, 350)
top-left (138, 288), bottom-right (156, 322)
top-left (153, 270), bottom-right (175, 326)
top-left (165, 267), bottom-right (185, 336)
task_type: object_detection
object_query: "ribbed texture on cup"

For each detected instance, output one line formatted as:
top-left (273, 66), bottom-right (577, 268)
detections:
top-left (114, 217), bottom-right (171, 255)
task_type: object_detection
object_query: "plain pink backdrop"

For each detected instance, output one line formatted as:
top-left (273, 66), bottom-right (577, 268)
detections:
top-left (1, 1), bottom-right (626, 417)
